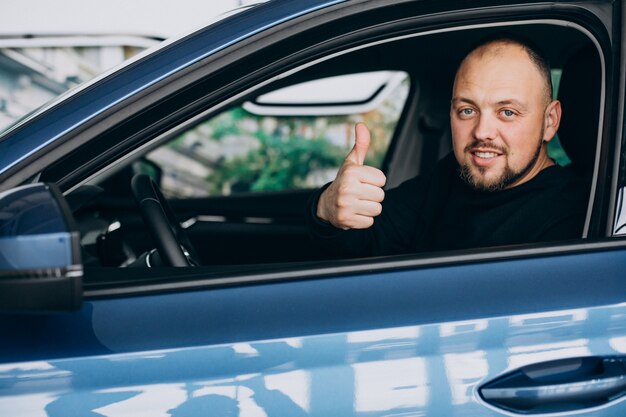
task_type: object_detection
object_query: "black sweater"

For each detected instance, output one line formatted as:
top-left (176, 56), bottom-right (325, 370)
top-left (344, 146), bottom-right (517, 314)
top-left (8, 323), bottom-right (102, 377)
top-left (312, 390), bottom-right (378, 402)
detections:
top-left (307, 153), bottom-right (588, 257)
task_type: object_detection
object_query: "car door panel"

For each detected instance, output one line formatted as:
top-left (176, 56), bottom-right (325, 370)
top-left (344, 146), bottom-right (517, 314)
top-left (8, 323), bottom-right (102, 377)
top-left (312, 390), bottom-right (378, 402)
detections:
top-left (2, 243), bottom-right (626, 415)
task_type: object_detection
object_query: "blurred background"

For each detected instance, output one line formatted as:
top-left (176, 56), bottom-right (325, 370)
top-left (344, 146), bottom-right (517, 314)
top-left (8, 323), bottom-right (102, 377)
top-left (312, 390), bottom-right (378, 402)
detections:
top-left (0, 0), bottom-right (263, 130)
top-left (0, 0), bottom-right (408, 198)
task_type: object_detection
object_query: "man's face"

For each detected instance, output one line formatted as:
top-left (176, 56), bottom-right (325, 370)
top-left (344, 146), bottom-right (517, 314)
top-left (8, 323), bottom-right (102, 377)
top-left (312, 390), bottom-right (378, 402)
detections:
top-left (450, 42), bottom-right (560, 191)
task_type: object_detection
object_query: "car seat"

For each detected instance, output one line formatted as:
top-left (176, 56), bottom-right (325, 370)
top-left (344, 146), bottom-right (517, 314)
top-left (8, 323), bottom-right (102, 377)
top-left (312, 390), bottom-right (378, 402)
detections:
top-left (556, 43), bottom-right (602, 181)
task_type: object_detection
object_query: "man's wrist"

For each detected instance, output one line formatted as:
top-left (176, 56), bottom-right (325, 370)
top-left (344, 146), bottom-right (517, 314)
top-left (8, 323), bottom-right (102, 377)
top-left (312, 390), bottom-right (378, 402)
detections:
top-left (315, 190), bottom-right (330, 223)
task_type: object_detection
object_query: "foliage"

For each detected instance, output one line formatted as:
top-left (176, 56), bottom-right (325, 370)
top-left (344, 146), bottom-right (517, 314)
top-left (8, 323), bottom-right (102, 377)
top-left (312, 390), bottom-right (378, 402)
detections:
top-left (207, 121), bottom-right (346, 195)
top-left (158, 74), bottom-right (409, 197)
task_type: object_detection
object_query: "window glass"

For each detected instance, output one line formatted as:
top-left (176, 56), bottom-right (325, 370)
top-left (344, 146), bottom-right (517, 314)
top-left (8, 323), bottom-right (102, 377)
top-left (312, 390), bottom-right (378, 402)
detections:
top-left (148, 72), bottom-right (410, 198)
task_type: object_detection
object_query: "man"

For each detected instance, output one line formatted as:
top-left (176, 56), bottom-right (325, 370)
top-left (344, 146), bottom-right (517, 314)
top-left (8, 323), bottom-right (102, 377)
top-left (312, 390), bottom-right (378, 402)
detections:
top-left (306, 36), bottom-right (588, 256)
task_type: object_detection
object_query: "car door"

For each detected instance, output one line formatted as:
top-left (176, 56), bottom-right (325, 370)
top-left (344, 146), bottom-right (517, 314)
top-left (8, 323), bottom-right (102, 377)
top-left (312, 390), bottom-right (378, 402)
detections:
top-left (2, 243), bottom-right (626, 416)
top-left (1, 0), bottom-right (626, 416)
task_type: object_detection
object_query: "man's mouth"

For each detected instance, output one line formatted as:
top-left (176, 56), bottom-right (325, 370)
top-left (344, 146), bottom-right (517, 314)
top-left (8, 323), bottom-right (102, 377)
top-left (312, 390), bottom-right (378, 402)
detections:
top-left (467, 147), bottom-right (505, 167)
top-left (473, 150), bottom-right (501, 159)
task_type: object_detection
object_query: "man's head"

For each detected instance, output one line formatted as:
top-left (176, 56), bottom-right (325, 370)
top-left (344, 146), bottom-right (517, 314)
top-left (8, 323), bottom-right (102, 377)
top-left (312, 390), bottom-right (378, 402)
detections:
top-left (450, 36), bottom-right (561, 191)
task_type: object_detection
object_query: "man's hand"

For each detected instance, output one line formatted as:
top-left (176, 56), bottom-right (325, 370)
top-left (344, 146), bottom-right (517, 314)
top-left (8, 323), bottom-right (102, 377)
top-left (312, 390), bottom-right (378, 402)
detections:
top-left (316, 123), bottom-right (386, 229)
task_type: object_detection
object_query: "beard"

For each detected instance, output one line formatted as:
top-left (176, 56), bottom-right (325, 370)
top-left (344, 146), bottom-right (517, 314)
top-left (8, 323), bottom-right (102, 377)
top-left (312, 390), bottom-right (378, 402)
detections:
top-left (459, 136), bottom-right (544, 192)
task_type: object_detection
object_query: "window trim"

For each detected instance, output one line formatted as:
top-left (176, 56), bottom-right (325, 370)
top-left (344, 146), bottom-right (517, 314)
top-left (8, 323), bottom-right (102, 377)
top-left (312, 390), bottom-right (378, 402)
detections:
top-left (25, 4), bottom-right (611, 298)
top-left (84, 237), bottom-right (626, 299)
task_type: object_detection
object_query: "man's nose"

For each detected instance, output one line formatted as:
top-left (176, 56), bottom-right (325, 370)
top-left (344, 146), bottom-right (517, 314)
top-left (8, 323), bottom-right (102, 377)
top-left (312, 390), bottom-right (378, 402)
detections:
top-left (473, 113), bottom-right (497, 141)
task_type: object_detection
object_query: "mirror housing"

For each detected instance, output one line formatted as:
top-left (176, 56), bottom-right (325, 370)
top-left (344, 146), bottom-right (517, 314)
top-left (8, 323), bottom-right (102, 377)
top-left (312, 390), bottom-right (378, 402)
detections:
top-left (0, 183), bottom-right (82, 312)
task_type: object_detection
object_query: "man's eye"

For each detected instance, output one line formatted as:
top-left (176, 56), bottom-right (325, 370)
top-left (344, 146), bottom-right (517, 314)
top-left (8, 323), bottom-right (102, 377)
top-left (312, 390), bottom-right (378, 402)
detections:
top-left (502, 109), bottom-right (515, 117)
top-left (461, 108), bottom-right (474, 116)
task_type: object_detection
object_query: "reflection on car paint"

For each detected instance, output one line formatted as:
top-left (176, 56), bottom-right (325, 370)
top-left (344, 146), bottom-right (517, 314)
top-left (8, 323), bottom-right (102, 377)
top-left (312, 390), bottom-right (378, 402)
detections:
top-left (4, 304), bottom-right (626, 416)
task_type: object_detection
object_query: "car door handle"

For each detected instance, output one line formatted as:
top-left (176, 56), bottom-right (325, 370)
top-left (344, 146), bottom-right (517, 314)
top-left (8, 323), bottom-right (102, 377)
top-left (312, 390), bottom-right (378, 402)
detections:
top-left (479, 356), bottom-right (626, 414)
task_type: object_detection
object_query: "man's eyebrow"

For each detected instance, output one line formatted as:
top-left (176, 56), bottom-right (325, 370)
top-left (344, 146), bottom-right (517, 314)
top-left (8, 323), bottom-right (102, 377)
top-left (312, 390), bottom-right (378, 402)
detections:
top-left (495, 99), bottom-right (528, 110)
top-left (451, 97), bottom-right (529, 110)
top-left (451, 97), bottom-right (477, 106)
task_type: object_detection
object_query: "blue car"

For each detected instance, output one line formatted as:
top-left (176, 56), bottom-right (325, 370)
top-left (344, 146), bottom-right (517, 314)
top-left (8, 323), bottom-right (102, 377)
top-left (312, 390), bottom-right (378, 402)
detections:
top-left (1, 0), bottom-right (626, 415)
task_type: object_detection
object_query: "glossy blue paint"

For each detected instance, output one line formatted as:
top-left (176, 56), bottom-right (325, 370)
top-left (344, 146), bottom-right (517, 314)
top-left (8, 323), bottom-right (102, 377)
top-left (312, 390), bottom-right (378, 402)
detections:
top-left (1, 247), bottom-right (626, 415)
top-left (0, 183), bottom-right (75, 269)
top-left (0, 0), bottom-right (345, 176)
top-left (0, 233), bottom-right (73, 269)
top-left (1, 247), bottom-right (625, 361)
top-left (2, 293), bottom-right (626, 416)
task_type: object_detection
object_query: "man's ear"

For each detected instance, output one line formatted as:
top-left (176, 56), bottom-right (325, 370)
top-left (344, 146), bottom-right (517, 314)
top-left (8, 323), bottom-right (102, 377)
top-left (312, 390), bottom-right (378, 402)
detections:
top-left (543, 99), bottom-right (562, 143)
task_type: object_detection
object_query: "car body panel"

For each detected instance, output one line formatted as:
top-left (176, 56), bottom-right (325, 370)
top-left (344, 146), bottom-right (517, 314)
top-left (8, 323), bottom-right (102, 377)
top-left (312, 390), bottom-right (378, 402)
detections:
top-left (4, 306), bottom-right (626, 416)
top-left (2, 244), bottom-right (626, 415)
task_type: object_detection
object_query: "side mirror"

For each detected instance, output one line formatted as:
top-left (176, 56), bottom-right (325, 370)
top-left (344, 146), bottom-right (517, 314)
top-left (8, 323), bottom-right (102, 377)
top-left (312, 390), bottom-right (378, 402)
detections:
top-left (0, 183), bottom-right (82, 312)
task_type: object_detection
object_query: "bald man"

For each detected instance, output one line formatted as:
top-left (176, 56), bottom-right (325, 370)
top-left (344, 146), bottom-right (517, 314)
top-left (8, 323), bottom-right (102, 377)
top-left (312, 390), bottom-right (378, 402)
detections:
top-left (307, 36), bottom-right (587, 256)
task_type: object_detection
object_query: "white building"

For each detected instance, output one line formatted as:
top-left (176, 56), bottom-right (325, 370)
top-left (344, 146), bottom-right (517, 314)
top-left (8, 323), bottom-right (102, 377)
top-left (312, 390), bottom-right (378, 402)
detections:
top-left (0, 0), bottom-right (263, 130)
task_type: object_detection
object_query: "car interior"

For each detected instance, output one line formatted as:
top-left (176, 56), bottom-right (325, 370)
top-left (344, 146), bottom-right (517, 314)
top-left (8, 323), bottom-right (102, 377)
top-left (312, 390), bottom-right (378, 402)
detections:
top-left (44, 22), bottom-right (603, 276)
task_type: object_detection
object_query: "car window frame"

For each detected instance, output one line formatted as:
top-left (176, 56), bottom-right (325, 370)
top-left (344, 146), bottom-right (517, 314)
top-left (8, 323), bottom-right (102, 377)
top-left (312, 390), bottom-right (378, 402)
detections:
top-left (15, 1), bottom-right (618, 295)
top-left (83, 237), bottom-right (626, 299)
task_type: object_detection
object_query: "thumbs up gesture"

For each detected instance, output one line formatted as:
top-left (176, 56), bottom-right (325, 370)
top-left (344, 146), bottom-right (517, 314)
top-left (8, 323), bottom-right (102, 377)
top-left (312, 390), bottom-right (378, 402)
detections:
top-left (316, 123), bottom-right (387, 229)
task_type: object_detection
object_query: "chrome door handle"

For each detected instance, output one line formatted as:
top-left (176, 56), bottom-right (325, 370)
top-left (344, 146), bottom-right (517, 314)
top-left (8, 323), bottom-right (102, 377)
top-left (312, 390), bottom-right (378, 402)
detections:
top-left (479, 356), bottom-right (626, 414)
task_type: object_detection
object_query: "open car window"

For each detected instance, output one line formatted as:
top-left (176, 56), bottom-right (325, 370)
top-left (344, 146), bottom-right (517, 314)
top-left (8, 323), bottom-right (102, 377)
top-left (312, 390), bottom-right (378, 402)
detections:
top-left (145, 71), bottom-right (410, 198)
top-left (62, 17), bottom-right (604, 276)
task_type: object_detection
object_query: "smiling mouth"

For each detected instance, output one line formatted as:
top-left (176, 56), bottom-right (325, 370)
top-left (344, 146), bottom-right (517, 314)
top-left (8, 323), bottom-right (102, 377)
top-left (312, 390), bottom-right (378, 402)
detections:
top-left (473, 151), bottom-right (501, 159)
top-left (467, 147), bottom-right (505, 167)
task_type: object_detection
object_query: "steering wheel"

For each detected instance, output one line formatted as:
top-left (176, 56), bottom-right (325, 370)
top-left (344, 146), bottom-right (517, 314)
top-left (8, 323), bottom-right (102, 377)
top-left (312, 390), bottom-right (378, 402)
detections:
top-left (131, 174), bottom-right (199, 266)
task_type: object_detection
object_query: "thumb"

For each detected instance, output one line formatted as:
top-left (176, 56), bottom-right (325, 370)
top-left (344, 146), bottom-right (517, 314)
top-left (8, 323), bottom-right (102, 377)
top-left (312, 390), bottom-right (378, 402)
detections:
top-left (346, 123), bottom-right (371, 165)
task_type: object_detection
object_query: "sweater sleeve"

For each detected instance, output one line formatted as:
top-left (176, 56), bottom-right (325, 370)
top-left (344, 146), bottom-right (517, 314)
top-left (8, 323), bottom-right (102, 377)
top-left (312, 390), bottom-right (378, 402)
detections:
top-left (305, 182), bottom-right (378, 257)
top-left (305, 153), bottom-right (458, 257)
top-left (305, 175), bottom-right (431, 257)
